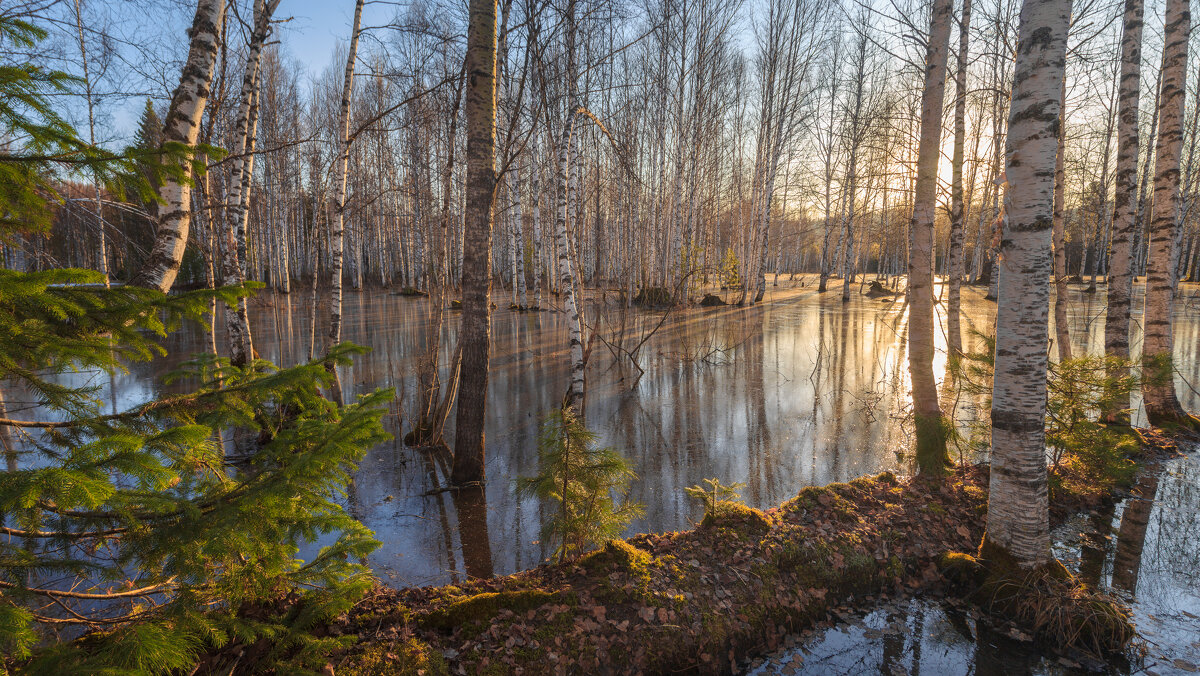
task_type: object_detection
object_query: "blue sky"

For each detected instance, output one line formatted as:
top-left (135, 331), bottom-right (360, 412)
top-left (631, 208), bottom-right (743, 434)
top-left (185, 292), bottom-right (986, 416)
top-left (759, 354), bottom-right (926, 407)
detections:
top-left (76, 1), bottom-right (397, 142)
top-left (279, 1), bottom-right (388, 77)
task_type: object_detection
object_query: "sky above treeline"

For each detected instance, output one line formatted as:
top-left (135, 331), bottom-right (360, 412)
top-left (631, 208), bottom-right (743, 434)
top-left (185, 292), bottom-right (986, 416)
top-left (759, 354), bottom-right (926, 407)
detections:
top-left (29, 0), bottom-right (1172, 170)
top-left (45, 0), bottom-right (402, 143)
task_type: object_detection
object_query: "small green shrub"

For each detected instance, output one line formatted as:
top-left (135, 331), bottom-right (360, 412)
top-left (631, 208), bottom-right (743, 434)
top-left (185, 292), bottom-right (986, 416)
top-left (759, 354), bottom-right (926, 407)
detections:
top-left (685, 477), bottom-right (746, 521)
top-left (518, 407), bottom-right (643, 562)
top-left (720, 248), bottom-right (742, 290)
top-left (952, 333), bottom-right (1139, 490)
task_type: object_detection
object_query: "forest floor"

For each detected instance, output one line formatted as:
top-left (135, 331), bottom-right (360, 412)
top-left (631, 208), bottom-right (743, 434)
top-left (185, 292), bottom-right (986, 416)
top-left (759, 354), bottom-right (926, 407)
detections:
top-left (194, 429), bottom-right (1183, 676)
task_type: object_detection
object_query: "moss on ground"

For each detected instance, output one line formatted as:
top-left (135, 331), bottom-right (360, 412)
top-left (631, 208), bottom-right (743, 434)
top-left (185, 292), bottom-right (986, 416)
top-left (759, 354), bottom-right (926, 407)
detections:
top-left (339, 638), bottom-right (449, 676)
top-left (700, 501), bottom-right (771, 536)
top-left (579, 539), bottom-right (654, 581)
top-left (420, 589), bottom-right (564, 632)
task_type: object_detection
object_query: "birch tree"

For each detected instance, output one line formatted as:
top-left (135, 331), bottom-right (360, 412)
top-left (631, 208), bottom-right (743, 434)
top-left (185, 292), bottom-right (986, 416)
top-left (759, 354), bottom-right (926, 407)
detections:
top-left (983, 0), bottom-right (1071, 568)
top-left (838, 13), bottom-right (877, 304)
top-left (71, 0), bottom-right (107, 286)
top-left (133, 0), bottom-right (226, 293)
top-left (1052, 80), bottom-right (1071, 362)
top-left (746, 0), bottom-right (821, 304)
top-left (946, 0), bottom-right (972, 356)
top-left (222, 0), bottom-right (279, 367)
top-left (328, 0), bottom-right (365, 354)
top-left (1141, 0), bottom-right (1197, 426)
top-left (908, 0), bottom-right (953, 475)
top-left (555, 0), bottom-right (586, 410)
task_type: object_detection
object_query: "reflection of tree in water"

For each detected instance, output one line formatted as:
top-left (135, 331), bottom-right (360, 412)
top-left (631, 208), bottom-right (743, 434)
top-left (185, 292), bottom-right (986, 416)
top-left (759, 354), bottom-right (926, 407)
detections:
top-left (745, 599), bottom-right (1059, 675)
top-left (421, 448), bottom-right (460, 584)
top-left (1078, 498), bottom-right (1116, 587)
top-left (1123, 458), bottom-right (1200, 609)
top-left (1112, 472), bottom-right (1159, 595)
top-left (452, 486), bottom-right (494, 580)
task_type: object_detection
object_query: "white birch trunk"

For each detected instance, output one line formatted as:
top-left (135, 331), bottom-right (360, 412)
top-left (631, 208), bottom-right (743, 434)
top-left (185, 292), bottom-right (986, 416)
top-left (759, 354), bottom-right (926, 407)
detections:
top-left (328, 0), bottom-right (365, 347)
top-left (135, 0), bottom-right (226, 293)
top-left (222, 0), bottom-right (276, 367)
top-left (908, 0), bottom-right (953, 473)
top-left (512, 163), bottom-right (526, 307)
top-left (946, 0), bottom-right (972, 355)
top-left (1142, 0), bottom-right (1192, 424)
top-left (531, 136), bottom-right (543, 309)
top-left (556, 113), bottom-right (586, 409)
top-left (985, 0), bottom-right (1071, 568)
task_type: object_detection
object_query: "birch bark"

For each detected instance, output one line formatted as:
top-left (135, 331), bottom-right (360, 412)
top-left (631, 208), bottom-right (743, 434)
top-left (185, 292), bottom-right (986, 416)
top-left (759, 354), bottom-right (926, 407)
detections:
top-left (985, 0), bottom-right (1071, 568)
top-left (556, 0), bottom-right (586, 410)
top-left (134, 0), bottom-right (226, 292)
top-left (328, 0), bottom-right (365, 350)
top-left (908, 0), bottom-right (953, 474)
top-left (1141, 0), bottom-right (1195, 425)
top-left (556, 114), bottom-right (585, 409)
top-left (222, 0), bottom-right (278, 367)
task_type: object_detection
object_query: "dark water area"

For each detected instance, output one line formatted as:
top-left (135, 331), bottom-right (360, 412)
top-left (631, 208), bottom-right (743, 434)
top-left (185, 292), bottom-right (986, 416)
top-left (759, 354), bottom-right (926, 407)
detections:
top-left (742, 452), bottom-right (1200, 676)
top-left (100, 276), bottom-right (1200, 589)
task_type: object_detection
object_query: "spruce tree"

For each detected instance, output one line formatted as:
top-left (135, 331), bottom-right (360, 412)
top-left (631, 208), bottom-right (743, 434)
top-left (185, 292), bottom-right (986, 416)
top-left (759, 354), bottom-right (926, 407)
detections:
top-left (518, 408), bottom-right (642, 563)
top-left (0, 16), bottom-right (390, 674)
top-left (131, 98), bottom-right (165, 214)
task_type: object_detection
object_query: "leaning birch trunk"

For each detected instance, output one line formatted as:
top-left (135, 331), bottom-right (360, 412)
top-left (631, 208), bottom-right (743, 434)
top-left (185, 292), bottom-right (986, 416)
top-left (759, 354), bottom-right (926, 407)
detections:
top-left (134, 0), bottom-right (226, 293)
top-left (1141, 0), bottom-right (1195, 426)
top-left (908, 0), bottom-right (952, 475)
top-left (1052, 80), bottom-right (1072, 362)
top-left (984, 0), bottom-right (1070, 568)
top-left (328, 0), bottom-right (364, 353)
top-left (451, 0), bottom-right (498, 486)
top-left (221, 0), bottom-right (277, 367)
top-left (946, 0), bottom-right (972, 357)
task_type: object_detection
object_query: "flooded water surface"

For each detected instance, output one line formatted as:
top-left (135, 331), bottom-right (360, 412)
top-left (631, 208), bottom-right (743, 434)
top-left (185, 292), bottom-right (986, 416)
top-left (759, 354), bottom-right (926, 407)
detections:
top-left (87, 276), bottom-right (1200, 673)
top-left (121, 277), bottom-right (1200, 590)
